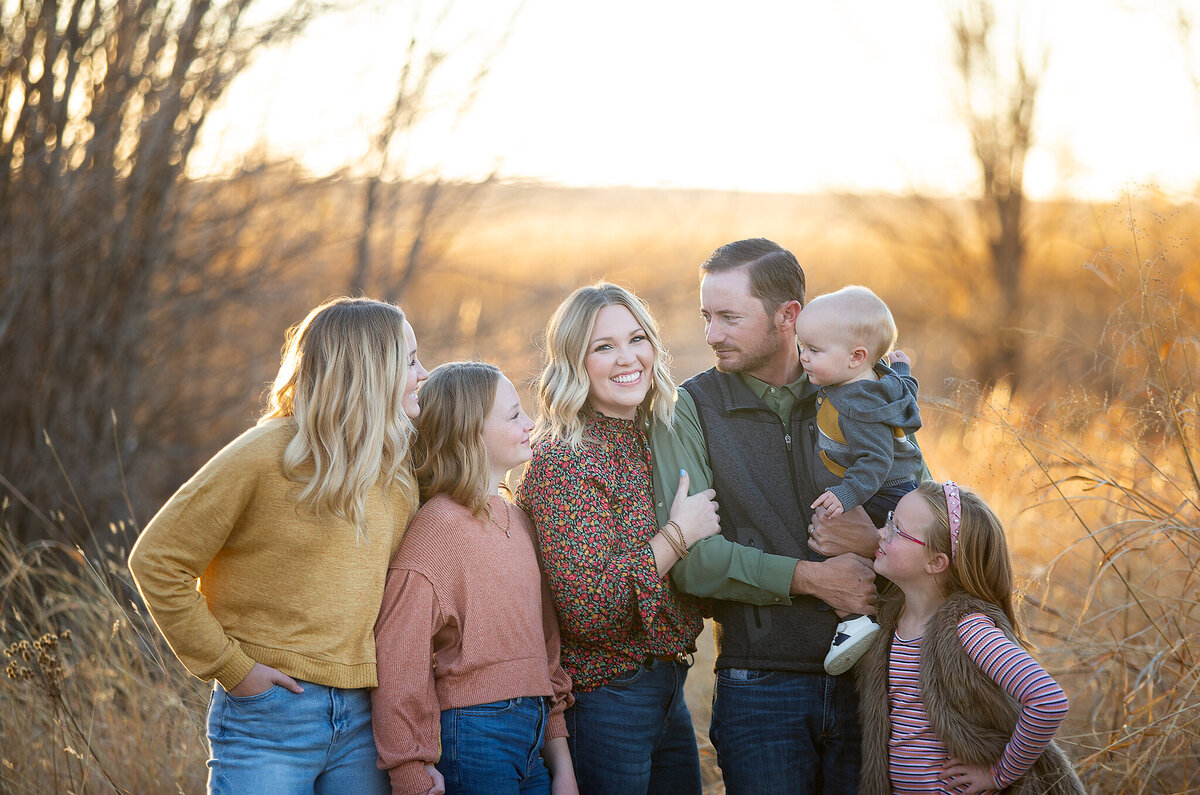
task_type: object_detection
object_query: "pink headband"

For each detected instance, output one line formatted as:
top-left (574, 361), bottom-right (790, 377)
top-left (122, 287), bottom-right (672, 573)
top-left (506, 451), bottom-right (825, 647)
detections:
top-left (944, 481), bottom-right (962, 561)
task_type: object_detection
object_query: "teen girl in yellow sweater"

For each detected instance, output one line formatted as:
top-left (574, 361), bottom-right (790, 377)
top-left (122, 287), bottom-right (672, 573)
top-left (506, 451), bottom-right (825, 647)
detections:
top-left (130, 297), bottom-right (428, 793)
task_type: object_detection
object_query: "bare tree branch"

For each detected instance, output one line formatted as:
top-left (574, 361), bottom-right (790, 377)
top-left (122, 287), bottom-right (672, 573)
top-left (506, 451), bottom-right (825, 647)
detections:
top-left (0, 0), bottom-right (330, 543)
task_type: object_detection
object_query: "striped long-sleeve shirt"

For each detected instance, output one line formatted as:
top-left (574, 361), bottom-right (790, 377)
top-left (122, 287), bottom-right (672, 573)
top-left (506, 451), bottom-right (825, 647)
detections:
top-left (887, 613), bottom-right (1070, 792)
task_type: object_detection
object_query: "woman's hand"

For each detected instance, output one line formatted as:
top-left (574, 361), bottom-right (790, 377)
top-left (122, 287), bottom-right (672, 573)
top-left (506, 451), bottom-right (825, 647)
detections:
top-left (669, 470), bottom-right (720, 547)
top-left (943, 758), bottom-right (997, 794)
top-left (228, 663), bottom-right (304, 697)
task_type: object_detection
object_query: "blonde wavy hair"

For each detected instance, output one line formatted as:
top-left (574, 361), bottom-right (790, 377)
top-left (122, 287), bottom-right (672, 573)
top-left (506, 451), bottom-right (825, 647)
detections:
top-left (533, 282), bottom-right (674, 449)
top-left (261, 297), bottom-right (417, 541)
top-left (412, 361), bottom-right (502, 516)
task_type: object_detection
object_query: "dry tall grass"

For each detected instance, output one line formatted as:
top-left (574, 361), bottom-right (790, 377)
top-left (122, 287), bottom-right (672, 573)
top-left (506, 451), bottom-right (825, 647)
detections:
top-left (2, 195), bottom-right (1197, 792)
top-left (0, 514), bottom-right (209, 793)
top-left (913, 224), bottom-right (1199, 793)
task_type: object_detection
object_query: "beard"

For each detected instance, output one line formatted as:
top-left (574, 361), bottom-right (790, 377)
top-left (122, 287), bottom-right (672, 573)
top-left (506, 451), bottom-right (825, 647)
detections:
top-left (712, 338), bottom-right (780, 375)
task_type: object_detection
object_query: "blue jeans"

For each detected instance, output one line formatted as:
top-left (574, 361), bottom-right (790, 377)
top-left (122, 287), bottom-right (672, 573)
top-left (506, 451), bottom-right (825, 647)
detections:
top-left (206, 681), bottom-right (388, 795)
top-left (438, 696), bottom-right (551, 795)
top-left (863, 480), bottom-right (918, 527)
top-left (710, 669), bottom-right (860, 795)
top-left (566, 658), bottom-right (702, 795)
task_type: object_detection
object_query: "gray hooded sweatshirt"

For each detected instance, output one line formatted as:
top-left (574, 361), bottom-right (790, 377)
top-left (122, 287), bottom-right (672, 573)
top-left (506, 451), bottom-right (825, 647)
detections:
top-left (812, 360), bottom-right (923, 513)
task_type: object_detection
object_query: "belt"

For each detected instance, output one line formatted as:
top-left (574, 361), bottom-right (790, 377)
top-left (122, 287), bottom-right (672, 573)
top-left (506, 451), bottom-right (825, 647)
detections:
top-left (646, 651), bottom-right (694, 666)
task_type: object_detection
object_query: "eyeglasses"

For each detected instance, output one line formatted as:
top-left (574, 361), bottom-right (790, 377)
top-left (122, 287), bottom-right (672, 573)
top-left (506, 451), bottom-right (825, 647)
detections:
top-left (884, 511), bottom-right (926, 546)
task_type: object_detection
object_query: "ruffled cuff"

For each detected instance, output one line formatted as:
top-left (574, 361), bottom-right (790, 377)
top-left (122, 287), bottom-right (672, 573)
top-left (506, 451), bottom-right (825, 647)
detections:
top-left (629, 541), bottom-right (670, 630)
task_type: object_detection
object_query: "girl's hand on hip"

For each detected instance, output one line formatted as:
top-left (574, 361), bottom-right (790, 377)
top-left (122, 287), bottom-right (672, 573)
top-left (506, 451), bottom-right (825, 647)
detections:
top-left (228, 662), bottom-right (303, 697)
top-left (943, 758), bottom-right (997, 794)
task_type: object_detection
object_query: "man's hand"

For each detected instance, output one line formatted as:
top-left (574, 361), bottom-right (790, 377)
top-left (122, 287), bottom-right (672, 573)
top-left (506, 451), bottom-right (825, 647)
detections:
top-left (809, 505), bottom-right (879, 558)
top-left (790, 553), bottom-right (877, 615)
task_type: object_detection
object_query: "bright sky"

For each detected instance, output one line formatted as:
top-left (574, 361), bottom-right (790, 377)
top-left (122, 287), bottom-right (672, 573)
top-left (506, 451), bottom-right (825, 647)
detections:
top-left (190, 0), bottom-right (1200, 199)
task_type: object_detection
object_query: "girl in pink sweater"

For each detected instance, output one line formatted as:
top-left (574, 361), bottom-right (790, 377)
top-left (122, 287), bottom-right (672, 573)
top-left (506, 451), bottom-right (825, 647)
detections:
top-left (372, 362), bottom-right (577, 795)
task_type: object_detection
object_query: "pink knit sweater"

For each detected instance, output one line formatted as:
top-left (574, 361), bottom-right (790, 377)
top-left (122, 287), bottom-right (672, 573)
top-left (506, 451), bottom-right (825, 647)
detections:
top-left (372, 493), bottom-right (573, 795)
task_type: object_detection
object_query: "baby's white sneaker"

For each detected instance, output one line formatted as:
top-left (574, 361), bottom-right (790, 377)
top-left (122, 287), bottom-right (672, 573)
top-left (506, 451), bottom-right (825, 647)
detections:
top-left (824, 614), bottom-right (880, 675)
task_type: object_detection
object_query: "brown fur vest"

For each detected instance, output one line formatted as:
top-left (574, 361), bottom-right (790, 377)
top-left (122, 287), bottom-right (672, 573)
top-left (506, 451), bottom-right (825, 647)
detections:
top-left (855, 591), bottom-right (1086, 794)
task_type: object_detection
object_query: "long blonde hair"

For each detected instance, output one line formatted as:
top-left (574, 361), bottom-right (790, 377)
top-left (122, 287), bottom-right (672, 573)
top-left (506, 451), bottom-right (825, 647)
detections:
top-left (261, 297), bottom-right (417, 540)
top-left (533, 282), bottom-right (675, 449)
top-left (914, 480), bottom-right (1027, 647)
top-left (412, 361), bottom-right (501, 515)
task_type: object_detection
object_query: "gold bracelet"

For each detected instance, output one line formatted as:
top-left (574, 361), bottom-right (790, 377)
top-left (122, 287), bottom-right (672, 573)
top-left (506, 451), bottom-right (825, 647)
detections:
top-left (660, 523), bottom-right (686, 558)
top-left (673, 522), bottom-right (689, 554)
top-left (665, 520), bottom-right (689, 558)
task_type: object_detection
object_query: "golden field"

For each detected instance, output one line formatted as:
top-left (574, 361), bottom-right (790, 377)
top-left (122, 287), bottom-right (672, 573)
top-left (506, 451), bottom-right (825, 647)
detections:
top-left (2, 179), bottom-right (1198, 793)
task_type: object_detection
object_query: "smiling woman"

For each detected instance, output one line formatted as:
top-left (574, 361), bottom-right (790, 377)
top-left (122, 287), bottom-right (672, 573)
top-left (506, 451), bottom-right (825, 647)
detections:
top-left (584, 304), bottom-right (656, 420)
top-left (516, 282), bottom-right (722, 793)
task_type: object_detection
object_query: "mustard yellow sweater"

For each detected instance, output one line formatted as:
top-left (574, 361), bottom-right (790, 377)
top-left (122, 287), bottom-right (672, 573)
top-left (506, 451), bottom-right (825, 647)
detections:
top-left (129, 418), bottom-right (418, 690)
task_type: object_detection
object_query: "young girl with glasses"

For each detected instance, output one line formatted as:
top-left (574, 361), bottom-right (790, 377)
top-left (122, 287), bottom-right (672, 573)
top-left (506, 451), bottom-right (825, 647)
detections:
top-left (372, 361), bottom-right (576, 795)
top-left (856, 480), bottom-right (1085, 794)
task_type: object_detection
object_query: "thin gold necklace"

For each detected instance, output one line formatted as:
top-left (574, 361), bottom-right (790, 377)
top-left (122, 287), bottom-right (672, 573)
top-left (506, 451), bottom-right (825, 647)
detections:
top-left (487, 498), bottom-right (512, 538)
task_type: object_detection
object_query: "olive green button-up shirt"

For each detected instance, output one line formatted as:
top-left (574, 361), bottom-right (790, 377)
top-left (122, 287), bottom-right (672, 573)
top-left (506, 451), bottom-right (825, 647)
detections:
top-left (650, 366), bottom-right (930, 608)
top-left (649, 373), bottom-right (807, 607)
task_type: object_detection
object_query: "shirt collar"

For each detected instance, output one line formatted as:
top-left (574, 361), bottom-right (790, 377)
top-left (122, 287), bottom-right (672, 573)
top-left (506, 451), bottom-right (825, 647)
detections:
top-left (737, 370), bottom-right (811, 401)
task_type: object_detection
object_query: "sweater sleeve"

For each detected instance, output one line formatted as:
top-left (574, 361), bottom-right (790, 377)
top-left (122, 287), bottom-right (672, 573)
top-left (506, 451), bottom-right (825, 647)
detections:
top-left (825, 395), bottom-right (895, 514)
top-left (958, 613), bottom-right (1070, 789)
top-left (890, 361), bottom-right (921, 406)
top-left (540, 574), bottom-right (574, 741)
top-left (652, 388), bottom-right (798, 605)
top-left (519, 450), bottom-right (667, 639)
top-left (372, 567), bottom-right (442, 795)
top-left (127, 442), bottom-right (260, 689)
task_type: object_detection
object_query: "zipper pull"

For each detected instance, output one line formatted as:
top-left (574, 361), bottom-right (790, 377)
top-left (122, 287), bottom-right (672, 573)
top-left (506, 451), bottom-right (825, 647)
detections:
top-left (784, 433), bottom-right (792, 451)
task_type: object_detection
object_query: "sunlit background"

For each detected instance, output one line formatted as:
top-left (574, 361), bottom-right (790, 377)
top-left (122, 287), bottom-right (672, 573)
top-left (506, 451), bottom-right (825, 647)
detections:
top-left (192, 0), bottom-right (1200, 199)
top-left (4, 1), bottom-right (1200, 791)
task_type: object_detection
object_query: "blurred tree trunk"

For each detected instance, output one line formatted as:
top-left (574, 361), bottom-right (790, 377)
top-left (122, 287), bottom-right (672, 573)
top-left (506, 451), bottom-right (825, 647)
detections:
top-left (0, 0), bottom-right (319, 544)
top-left (953, 0), bottom-right (1045, 391)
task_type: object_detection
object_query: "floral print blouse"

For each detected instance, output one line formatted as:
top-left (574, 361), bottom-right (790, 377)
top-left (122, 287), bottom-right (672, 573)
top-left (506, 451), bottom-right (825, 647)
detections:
top-left (516, 411), bottom-right (705, 692)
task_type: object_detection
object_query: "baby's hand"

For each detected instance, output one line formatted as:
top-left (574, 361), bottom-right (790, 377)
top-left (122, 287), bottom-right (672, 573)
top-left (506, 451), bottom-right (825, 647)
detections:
top-left (811, 491), bottom-right (844, 519)
top-left (888, 350), bottom-right (911, 366)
